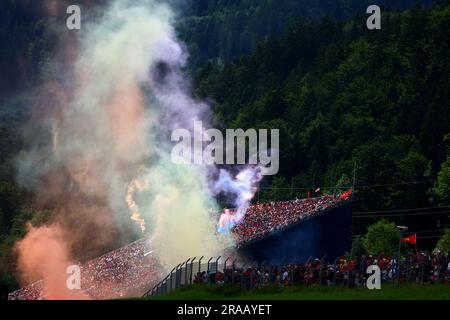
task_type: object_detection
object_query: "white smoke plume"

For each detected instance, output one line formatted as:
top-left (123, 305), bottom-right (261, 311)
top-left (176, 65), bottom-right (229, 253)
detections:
top-left (214, 167), bottom-right (263, 233)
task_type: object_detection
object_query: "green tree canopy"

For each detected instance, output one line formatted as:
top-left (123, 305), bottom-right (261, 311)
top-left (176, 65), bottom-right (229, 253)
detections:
top-left (335, 173), bottom-right (351, 193)
top-left (433, 156), bottom-right (450, 205)
top-left (433, 134), bottom-right (450, 205)
top-left (363, 219), bottom-right (401, 256)
top-left (434, 228), bottom-right (450, 254)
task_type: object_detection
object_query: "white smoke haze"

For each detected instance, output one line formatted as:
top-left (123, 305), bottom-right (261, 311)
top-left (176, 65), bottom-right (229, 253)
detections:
top-left (13, 0), bottom-right (263, 297)
top-left (215, 166), bottom-right (263, 233)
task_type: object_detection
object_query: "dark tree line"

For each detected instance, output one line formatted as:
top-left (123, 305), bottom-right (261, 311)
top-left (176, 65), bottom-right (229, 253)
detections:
top-left (175, 0), bottom-right (434, 70)
top-left (194, 2), bottom-right (450, 238)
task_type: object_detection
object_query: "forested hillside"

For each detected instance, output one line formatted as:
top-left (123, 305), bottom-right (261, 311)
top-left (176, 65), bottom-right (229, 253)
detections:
top-left (175, 0), bottom-right (434, 70)
top-left (1, 0), bottom-right (434, 98)
top-left (195, 2), bottom-right (450, 233)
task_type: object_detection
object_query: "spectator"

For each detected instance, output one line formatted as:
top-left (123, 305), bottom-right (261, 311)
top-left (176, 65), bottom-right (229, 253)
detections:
top-left (231, 190), bottom-right (353, 245)
top-left (9, 239), bottom-right (163, 300)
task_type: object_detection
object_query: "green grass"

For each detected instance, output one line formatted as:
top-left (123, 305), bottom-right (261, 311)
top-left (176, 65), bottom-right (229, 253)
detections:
top-left (136, 283), bottom-right (450, 300)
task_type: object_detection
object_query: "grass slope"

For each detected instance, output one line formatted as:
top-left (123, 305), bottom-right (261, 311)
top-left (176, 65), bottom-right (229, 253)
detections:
top-left (138, 284), bottom-right (450, 300)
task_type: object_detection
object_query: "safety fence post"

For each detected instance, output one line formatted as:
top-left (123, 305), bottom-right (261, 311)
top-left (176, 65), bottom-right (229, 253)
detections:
top-left (240, 263), bottom-right (247, 289)
top-left (198, 256), bottom-right (204, 275)
top-left (184, 258), bottom-right (191, 286)
top-left (170, 264), bottom-right (178, 292)
top-left (214, 256), bottom-right (221, 285)
top-left (332, 257), bottom-right (339, 286)
top-left (189, 257), bottom-right (196, 285)
top-left (231, 259), bottom-right (236, 285)
top-left (175, 264), bottom-right (181, 289)
top-left (223, 257), bottom-right (230, 274)
top-left (319, 255), bottom-right (326, 286)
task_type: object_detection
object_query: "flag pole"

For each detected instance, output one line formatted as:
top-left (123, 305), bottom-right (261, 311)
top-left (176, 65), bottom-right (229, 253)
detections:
top-left (415, 234), bottom-right (418, 253)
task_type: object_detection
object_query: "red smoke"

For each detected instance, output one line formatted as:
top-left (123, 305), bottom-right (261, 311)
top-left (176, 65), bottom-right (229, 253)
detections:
top-left (15, 223), bottom-right (89, 300)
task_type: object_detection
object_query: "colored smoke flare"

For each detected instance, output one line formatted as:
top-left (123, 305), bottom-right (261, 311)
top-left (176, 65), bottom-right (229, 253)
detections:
top-left (215, 166), bottom-right (263, 233)
top-left (12, 0), bottom-right (266, 299)
top-left (126, 177), bottom-right (150, 233)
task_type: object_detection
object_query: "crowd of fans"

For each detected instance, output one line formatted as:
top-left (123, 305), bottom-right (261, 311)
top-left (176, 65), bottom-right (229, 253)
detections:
top-left (7, 281), bottom-right (43, 300)
top-left (8, 239), bottom-right (163, 300)
top-left (193, 251), bottom-right (450, 289)
top-left (232, 190), bottom-right (353, 245)
top-left (80, 239), bottom-right (162, 299)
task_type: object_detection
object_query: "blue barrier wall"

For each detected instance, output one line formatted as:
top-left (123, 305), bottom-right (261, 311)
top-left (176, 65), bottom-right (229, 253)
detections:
top-left (238, 203), bottom-right (353, 264)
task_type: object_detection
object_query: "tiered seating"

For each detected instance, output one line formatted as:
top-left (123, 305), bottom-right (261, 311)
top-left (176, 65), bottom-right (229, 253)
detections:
top-left (8, 239), bottom-right (162, 300)
top-left (232, 191), bottom-right (353, 244)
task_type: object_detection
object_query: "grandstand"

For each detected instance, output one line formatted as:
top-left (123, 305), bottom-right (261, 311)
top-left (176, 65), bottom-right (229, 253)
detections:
top-left (8, 190), bottom-right (353, 300)
top-left (8, 239), bottom-right (164, 300)
top-left (233, 190), bottom-right (353, 246)
top-left (237, 190), bottom-right (353, 263)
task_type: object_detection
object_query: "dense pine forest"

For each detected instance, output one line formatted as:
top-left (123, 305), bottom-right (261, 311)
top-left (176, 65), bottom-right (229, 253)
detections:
top-left (0, 0), bottom-right (449, 289)
top-left (175, 0), bottom-right (434, 69)
top-left (194, 2), bottom-right (450, 212)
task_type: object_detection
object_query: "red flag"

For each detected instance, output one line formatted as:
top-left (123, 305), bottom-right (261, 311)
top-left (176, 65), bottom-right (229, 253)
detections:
top-left (401, 234), bottom-right (417, 245)
top-left (339, 189), bottom-right (353, 200)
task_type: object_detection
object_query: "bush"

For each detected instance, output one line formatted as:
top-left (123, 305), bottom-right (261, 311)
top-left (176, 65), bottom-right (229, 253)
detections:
top-left (434, 229), bottom-right (450, 254)
top-left (363, 219), bottom-right (400, 256)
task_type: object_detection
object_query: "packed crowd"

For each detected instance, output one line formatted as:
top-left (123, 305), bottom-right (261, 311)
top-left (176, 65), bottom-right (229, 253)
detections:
top-left (7, 281), bottom-right (44, 300)
top-left (8, 239), bottom-right (163, 300)
top-left (80, 239), bottom-right (162, 299)
top-left (194, 251), bottom-right (450, 289)
top-left (232, 190), bottom-right (353, 244)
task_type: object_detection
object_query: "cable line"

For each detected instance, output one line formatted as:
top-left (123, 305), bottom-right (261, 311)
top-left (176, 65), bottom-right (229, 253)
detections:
top-left (352, 210), bottom-right (450, 218)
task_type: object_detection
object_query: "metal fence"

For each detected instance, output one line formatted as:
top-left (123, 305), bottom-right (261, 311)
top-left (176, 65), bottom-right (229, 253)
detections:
top-left (143, 254), bottom-right (450, 297)
top-left (143, 256), bottom-right (253, 297)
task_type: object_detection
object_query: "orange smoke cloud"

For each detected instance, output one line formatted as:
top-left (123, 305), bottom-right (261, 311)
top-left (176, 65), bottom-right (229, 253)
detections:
top-left (13, 1), bottom-right (165, 299)
top-left (42, 0), bottom-right (66, 16)
top-left (108, 80), bottom-right (148, 164)
top-left (13, 0), bottom-right (225, 299)
top-left (15, 223), bottom-right (89, 300)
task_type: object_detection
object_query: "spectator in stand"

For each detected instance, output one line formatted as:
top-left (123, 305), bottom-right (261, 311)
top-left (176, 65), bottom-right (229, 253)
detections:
top-left (9, 239), bottom-right (163, 300)
top-left (231, 190), bottom-right (353, 245)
